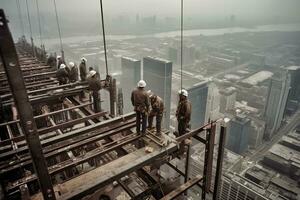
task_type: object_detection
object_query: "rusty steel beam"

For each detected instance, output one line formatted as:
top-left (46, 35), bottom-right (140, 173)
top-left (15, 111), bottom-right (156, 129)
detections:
top-left (0, 102), bottom-right (92, 127)
top-left (1, 82), bottom-right (88, 104)
top-left (160, 175), bottom-right (203, 200)
top-left (38, 111), bottom-right (107, 134)
top-left (0, 117), bottom-right (136, 173)
top-left (202, 122), bottom-right (216, 199)
top-left (212, 125), bottom-right (227, 200)
top-left (6, 134), bottom-right (141, 192)
top-left (0, 9), bottom-right (56, 200)
top-left (0, 113), bottom-right (135, 159)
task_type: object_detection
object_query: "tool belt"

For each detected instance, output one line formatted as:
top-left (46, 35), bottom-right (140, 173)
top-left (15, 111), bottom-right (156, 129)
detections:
top-left (134, 105), bottom-right (147, 113)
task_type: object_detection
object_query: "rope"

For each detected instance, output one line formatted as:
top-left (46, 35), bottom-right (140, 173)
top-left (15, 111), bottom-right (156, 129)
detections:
top-left (35, 0), bottom-right (43, 47)
top-left (16, 0), bottom-right (24, 36)
top-left (53, 0), bottom-right (64, 53)
top-left (180, 0), bottom-right (184, 91)
top-left (99, 0), bottom-right (109, 76)
top-left (25, 0), bottom-right (33, 39)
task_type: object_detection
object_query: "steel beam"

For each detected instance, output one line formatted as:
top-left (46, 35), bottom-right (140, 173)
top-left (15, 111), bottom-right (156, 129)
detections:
top-left (0, 9), bottom-right (55, 200)
top-left (212, 125), bottom-right (226, 200)
top-left (160, 175), bottom-right (203, 200)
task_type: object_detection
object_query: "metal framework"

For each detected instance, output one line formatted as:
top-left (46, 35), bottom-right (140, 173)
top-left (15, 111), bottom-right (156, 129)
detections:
top-left (0, 9), bottom-right (226, 200)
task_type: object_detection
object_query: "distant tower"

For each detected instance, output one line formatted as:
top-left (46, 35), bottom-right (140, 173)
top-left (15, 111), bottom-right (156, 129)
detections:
top-left (187, 80), bottom-right (209, 128)
top-left (143, 56), bottom-right (172, 129)
top-left (121, 57), bottom-right (141, 114)
top-left (285, 66), bottom-right (300, 115)
top-left (226, 113), bottom-right (251, 154)
top-left (264, 70), bottom-right (290, 139)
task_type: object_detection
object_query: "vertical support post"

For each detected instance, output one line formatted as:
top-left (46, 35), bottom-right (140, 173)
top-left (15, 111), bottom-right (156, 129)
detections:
top-left (110, 78), bottom-right (116, 117)
top-left (184, 144), bottom-right (190, 183)
top-left (0, 9), bottom-right (56, 200)
top-left (213, 125), bottom-right (226, 200)
top-left (202, 122), bottom-right (216, 199)
top-left (117, 88), bottom-right (123, 116)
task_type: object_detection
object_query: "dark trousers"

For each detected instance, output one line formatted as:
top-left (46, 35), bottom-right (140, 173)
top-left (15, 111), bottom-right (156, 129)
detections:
top-left (92, 91), bottom-right (100, 112)
top-left (178, 119), bottom-right (188, 136)
top-left (148, 113), bottom-right (162, 133)
top-left (136, 111), bottom-right (147, 134)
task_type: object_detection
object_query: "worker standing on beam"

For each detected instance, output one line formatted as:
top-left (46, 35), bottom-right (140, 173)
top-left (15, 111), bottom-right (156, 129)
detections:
top-left (68, 62), bottom-right (78, 83)
top-left (79, 57), bottom-right (87, 100)
top-left (147, 91), bottom-right (164, 136)
top-left (56, 64), bottom-right (69, 85)
top-left (87, 70), bottom-right (101, 112)
top-left (176, 89), bottom-right (191, 137)
top-left (79, 57), bottom-right (87, 81)
top-left (131, 80), bottom-right (149, 135)
top-left (56, 55), bottom-right (64, 69)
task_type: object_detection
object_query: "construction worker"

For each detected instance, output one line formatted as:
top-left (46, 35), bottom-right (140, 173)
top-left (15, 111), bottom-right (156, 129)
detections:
top-left (79, 57), bottom-right (87, 81)
top-left (147, 91), bottom-right (164, 136)
top-left (131, 80), bottom-right (149, 135)
top-left (68, 62), bottom-right (78, 83)
top-left (87, 70), bottom-right (101, 112)
top-left (79, 58), bottom-right (87, 100)
top-left (176, 89), bottom-right (191, 137)
top-left (47, 53), bottom-right (56, 70)
top-left (56, 55), bottom-right (64, 69)
top-left (56, 64), bottom-right (69, 85)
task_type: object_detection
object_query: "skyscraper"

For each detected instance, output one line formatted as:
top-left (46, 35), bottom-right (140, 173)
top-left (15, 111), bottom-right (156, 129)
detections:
top-left (285, 66), bottom-right (300, 115)
top-left (187, 81), bottom-right (209, 129)
top-left (226, 114), bottom-right (251, 154)
top-left (264, 71), bottom-right (291, 138)
top-left (143, 56), bottom-right (172, 129)
top-left (121, 57), bottom-right (141, 114)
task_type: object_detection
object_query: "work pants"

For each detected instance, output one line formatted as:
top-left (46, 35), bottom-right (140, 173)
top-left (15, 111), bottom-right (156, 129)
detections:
top-left (148, 112), bottom-right (163, 134)
top-left (178, 119), bottom-right (188, 137)
top-left (136, 111), bottom-right (147, 134)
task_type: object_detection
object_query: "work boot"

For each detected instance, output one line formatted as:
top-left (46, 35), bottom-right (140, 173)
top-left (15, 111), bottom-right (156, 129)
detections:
top-left (156, 131), bottom-right (161, 136)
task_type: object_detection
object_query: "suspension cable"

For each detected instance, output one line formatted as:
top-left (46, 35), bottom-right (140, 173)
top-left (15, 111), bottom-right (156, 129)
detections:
top-left (25, 0), bottom-right (33, 39)
top-left (99, 0), bottom-right (109, 76)
top-left (53, 0), bottom-right (64, 56)
top-left (180, 0), bottom-right (184, 91)
top-left (16, 0), bottom-right (24, 37)
top-left (35, 0), bottom-right (43, 47)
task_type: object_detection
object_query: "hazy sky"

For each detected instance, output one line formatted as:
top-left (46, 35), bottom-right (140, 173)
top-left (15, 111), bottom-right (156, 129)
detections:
top-left (2, 0), bottom-right (300, 18)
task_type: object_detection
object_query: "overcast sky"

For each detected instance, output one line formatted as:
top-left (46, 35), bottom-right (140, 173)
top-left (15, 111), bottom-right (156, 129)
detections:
top-left (2, 0), bottom-right (300, 18)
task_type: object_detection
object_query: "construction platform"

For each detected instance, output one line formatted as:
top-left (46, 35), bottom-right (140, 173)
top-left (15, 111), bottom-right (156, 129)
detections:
top-left (0, 9), bottom-right (226, 199)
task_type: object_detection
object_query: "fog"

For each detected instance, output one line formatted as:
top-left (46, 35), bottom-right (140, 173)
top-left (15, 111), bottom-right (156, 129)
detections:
top-left (1, 0), bottom-right (300, 38)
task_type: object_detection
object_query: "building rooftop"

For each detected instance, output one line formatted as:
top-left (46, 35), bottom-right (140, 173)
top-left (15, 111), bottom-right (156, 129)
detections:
top-left (241, 71), bottom-right (273, 86)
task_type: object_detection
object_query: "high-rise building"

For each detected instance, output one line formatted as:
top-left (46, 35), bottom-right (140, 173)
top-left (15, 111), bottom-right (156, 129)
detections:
top-left (285, 66), bottom-right (300, 115)
top-left (226, 114), bottom-right (251, 154)
top-left (121, 57), bottom-right (141, 114)
top-left (220, 172), bottom-right (270, 200)
top-left (143, 56), bottom-right (172, 129)
top-left (264, 71), bottom-right (291, 138)
top-left (187, 81), bottom-right (209, 129)
top-left (219, 87), bottom-right (237, 113)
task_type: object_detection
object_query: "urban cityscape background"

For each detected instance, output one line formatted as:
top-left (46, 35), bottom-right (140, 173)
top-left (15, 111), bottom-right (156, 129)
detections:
top-left (2, 0), bottom-right (300, 199)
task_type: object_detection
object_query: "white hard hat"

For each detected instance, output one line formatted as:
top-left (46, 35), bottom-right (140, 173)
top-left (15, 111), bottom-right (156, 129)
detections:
top-left (89, 70), bottom-right (97, 77)
top-left (57, 55), bottom-right (62, 59)
top-left (69, 62), bottom-right (75, 68)
top-left (178, 89), bottom-right (188, 97)
top-left (60, 64), bottom-right (66, 69)
top-left (137, 80), bottom-right (146, 88)
top-left (81, 57), bottom-right (87, 62)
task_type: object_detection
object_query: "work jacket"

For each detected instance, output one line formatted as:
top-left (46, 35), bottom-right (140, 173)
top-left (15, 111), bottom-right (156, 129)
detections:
top-left (150, 96), bottom-right (164, 115)
top-left (69, 66), bottom-right (78, 82)
top-left (79, 62), bottom-right (87, 81)
top-left (176, 99), bottom-right (191, 122)
top-left (87, 76), bottom-right (101, 91)
top-left (131, 88), bottom-right (150, 113)
top-left (56, 68), bottom-right (69, 84)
